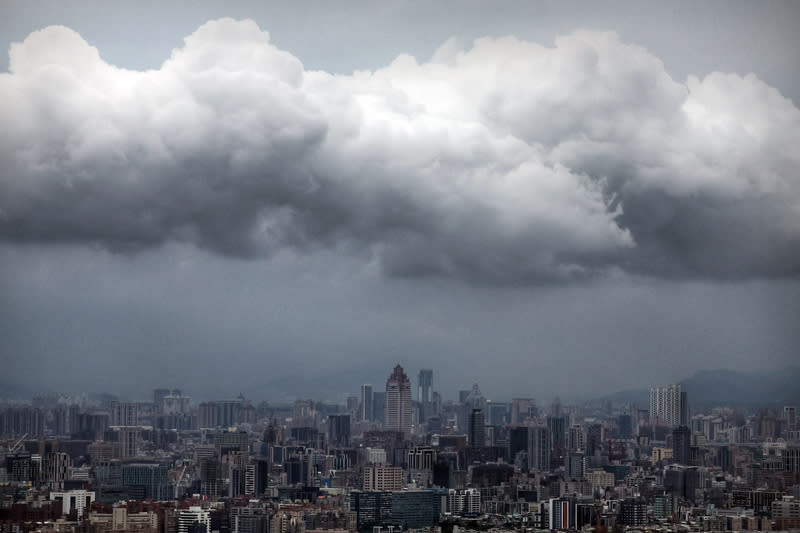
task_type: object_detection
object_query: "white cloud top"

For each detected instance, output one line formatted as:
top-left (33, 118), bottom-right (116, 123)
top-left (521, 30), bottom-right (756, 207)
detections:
top-left (2, 19), bottom-right (798, 282)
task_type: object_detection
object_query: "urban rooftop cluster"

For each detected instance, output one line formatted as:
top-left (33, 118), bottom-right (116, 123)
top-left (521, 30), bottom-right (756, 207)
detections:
top-left (1, 364), bottom-right (799, 533)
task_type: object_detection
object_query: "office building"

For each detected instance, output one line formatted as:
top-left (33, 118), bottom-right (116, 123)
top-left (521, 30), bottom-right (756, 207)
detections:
top-left (373, 392), bottom-right (386, 425)
top-left (418, 369), bottom-right (434, 422)
top-left (468, 409), bottom-right (485, 448)
top-left (361, 384), bottom-right (373, 421)
top-left (328, 414), bottom-right (351, 448)
top-left (408, 446), bottom-right (436, 470)
top-left (385, 365), bottom-right (412, 434)
top-left (50, 490), bottom-right (95, 518)
top-left (548, 497), bottom-right (577, 530)
top-left (586, 424), bottom-right (603, 456)
top-left (508, 426), bottom-right (529, 468)
top-left (547, 416), bottom-right (567, 468)
top-left (566, 453), bottom-right (586, 479)
top-left (528, 425), bottom-right (550, 471)
top-left (618, 414), bottom-right (632, 439)
top-left (511, 399), bottom-right (537, 424)
top-left (350, 491), bottom-right (393, 530)
top-left (122, 463), bottom-right (170, 501)
top-left (391, 490), bottom-right (441, 528)
top-left (486, 402), bottom-right (510, 426)
top-left (214, 431), bottom-right (249, 456)
top-left (418, 369), bottom-right (433, 403)
top-left (672, 425), bottom-right (691, 466)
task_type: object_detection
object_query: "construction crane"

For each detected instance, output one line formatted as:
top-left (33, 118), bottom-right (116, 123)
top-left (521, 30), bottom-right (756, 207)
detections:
top-left (9, 433), bottom-right (28, 453)
top-left (174, 464), bottom-right (187, 500)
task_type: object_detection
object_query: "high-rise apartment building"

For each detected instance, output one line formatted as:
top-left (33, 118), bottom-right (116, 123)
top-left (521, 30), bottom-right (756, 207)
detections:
top-left (162, 392), bottom-right (191, 415)
top-left (362, 464), bottom-right (404, 491)
top-left (784, 406), bottom-right (797, 431)
top-left (0, 406), bottom-right (45, 437)
top-left (116, 426), bottom-right (140, 458)
top-left (568, 425), bottom-right (585, 453)
top-left (153, 389), bottom-right (170, 412)
top-left (650, 383), bottom-right (684, 427)
top-left (110, 402), bottom-right (139, 427)
top-left (385, 365), bottom-right (412, 434)
top-left (178, 507), bottom-right (211, 533)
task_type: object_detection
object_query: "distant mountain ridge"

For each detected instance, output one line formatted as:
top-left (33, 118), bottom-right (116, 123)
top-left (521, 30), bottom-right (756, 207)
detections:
top-left (601, 366), bottom-right (800, 409)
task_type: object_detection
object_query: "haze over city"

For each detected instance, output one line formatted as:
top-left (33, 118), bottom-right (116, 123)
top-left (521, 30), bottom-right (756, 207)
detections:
top-left (1, 1), bottom-right (799, 402)
top-left (3, 4), bottom-right (800, 533)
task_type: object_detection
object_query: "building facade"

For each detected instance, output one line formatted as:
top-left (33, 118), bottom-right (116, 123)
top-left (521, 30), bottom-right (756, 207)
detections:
top-left (650, 383), bottom-right (683, 427)
top-left (385, 365), bottom-right (412, 434)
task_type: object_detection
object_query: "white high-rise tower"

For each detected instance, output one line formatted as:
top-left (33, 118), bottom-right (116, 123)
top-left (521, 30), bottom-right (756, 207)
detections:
top-left (649, 383), bottom-right (683, 426)
top-left (385, 364), bottom-right (412, 434)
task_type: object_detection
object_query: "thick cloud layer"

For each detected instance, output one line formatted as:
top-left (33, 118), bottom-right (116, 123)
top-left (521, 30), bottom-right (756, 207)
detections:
top-left (1, 19), bottom-right (798, 282)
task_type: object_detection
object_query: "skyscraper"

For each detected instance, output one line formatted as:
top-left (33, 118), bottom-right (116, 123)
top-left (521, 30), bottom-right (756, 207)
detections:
top-left (650, 383), bottom-right (684, 427)
top-left (153, 389), bottom-right (170, 413)
top-left (784, 406), bottom-right (797, 430)
top-left (385, 364), bottom-right (412, 434)
top-left (110, 402), bottom-right (139, 427)
top-left (672, 425), bottom-right (691, 466)
top-left (468, 409), bottom-right (485, 448)
top-left (528, 425), bottom-right (550, 471)
top-left (328, 414), bottom-right (351, 448)
top-left (511, 398), bottom-right (536, 424)
top-left (418, 369), bottom-right (433, 403)
top-left (372, 392), bottom-right (386, 425)
top-left (360, 384), bottom-right (373, 421)
top-left (547, 415), bottom-right (567, 469)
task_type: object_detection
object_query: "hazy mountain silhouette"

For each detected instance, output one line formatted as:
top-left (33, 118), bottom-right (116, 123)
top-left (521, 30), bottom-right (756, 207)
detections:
top-left (601, 366), bottom-right (800, 409)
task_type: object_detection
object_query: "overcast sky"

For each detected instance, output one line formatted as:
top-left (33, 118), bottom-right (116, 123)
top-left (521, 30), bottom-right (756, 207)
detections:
top-left (1, 1), bottom-right (799, 403)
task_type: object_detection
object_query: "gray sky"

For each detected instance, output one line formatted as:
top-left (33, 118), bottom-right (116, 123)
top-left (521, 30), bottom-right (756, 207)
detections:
top-left (1, 1), bottom-right (798, 403)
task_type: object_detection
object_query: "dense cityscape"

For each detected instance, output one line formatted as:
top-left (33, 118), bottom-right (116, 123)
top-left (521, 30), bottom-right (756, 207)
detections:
top-left (2, 2), bottom-right (800, 533)
top-left (1, 364), bottom-right (799, 533)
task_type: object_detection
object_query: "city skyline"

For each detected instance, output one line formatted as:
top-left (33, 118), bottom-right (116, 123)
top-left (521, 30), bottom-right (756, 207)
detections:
top-left (2, 4), bottom-right (799, 530)
top-left (1, 1), bottom-right (799, 401)
top-left (3, 363), bottom-right (799, 410)
top-left (2, 369), bottom-right (797, 532)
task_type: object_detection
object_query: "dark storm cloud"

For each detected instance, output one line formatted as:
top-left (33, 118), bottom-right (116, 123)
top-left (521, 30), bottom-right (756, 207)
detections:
top-left (1, 20), bottom-right (799, 283)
